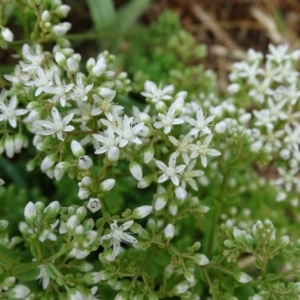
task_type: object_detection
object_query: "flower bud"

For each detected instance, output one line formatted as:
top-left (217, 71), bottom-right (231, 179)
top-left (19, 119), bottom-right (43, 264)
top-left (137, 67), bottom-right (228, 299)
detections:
top-left (78, 188), bottom-right (90, 199)
top-left (173, 281), bottom-right (189, 294)
top-left (81, 176), bottom-right (92, 186)
top-left (10, 285), bottom-right (30, 299)
top-left (84, 272), bottom-right (104, 284)
top-left (24, 201), bottom-right (37, 224)
top-left (164, 224), bottom-right (175, 240)
top-left (279, 235), bottom-right (289, 247)
top-left (54, 162), bottom-right (69, 181)
top-left (52, 22), bottom-right (71, 36)
top-left (227, 83), bottom-right (240, 94)
top-left (55, 52), bottom-right (66, 67)
top-left (87, 198), bottom-right (101, 213)
top-left (174, 186), bottom-right (187, 201)
top-left (2, 27), bottom-right (14, 42)
top-left (67, 57), bottom-right (79, 73)
top-left (236, 272), bottom-right (252, 283)
top-left (5, 136), bottom-right (14, 158)
top-left (100, 179), bottom-right (115, 191)
top-left (137, 175), bottom-right (153, 189)
top-left (193, 253), bottom-right (209, 266)
top-left (91, 57), bottom-right (106, 76)
top-left (86, 57), bottom-right (96, 71)
top-left (78, 155), bottom-right (93, 170)
top-left (214, 121), bottom-right (227, 133)
top-left (115, 291), bottom-right (128, 300)
top-left (41, 154), bottom-right (56, 171)
top-left (129, 161), bottom-right (143, 180)
top-left (0, 178), bottom-right (4, 186)
top-left (164, 264), bottom-right (174, 279)
top-left (76, 206), bottom-right (87, 222)
top-left (107, 146), bottom-right (120, 161)
top-left (44, 201), bottom-right (60, 218)
top-left (71, 140), bottom-right (85, 158)
top-left (132, 205), bottom-right (152, 219)
top-left (250, 140), bottom-right (263, 153)
top-left (41, 10), bottom-right (50, 22)
top-left (168, 202), bottom-right (178, 216)
top-left (0, 220), bottom-right (8, 231)
top-left (144, 147), bottom-right (154, 163)
top-left (56, 4), bottom-right (71, 17)
top-left (66, 215), bottom-right (80, 232)
top-left (155, 194), bottom-right (168, 211)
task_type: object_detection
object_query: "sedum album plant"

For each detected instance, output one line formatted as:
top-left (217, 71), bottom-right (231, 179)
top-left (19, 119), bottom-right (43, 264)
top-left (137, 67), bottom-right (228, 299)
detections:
top-left (1, 1), bottom-right (300, 299)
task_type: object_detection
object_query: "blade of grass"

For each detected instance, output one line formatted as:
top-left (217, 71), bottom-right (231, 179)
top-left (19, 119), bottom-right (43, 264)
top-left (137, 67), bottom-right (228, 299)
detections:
top-left (117, 0), bottom-right (150, 32)
top-left (87, 0), bottom-right (117, 33)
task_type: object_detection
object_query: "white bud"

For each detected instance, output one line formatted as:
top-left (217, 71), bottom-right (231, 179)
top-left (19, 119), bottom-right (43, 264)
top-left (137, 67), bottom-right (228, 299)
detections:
top-left (78, 188), bottom-right (90, 199)
top-left (237, 272), bottom-right (253, 283)
top-left (280, 149), bottom-right (290, 160)
top-left (250, 140), bottom-right (263, 152)
top-left (214, 121), bottom-right (227, 133)
top-left (132, 205), bottom-right (152, 219)
top-left (86, 57), bottom-right (96, 71)
top-left (227, 83), bottom-right (240, 94)
top-left (211, 105), bottom-right (223, 117)
top-left (44, 201), bottom-right (60, 218)
top-left (164, 224), bottom-right (175, 240)
top-left (11, 285), bottom-right (30, 299)
top-left (87, 198), bottom-right (101, 213)
top-left (78, 156), bottom-right (93, 170)
top-left (137, 175), bottom-right (153, 189)
top-left (55, 52), bottom-right (66, 66)
top-left (91, 57), bottom-right (106, 76)
top-left (67, 215), bottom-right (80, 232)
top-left (54, 162), bottom-right (69, 181)
top-left (129, 161), bottom-right (143, 180)
top-left (144, 147), bottom-right (154, 163)
top-left (81, 176), bottom-right (92, 186)
top-left (239, 113), bottom-right (251, 123)
top-left (155, 194), bottom-right (168, 211)
top-left (168, 202), bottom-right (178, 216)
top-left (71, 140), bottom-right (85, 158)
top-left (5, 136), bottom-right (14, 158)
top-left (173, 281), bottom-right (189, 294)
top-left (174, 186), bottom-right (187, 201)
top-left (276, 191), bottom-right (286, 202)
top-left (100, 179), bottom-right (115, 191)
top-left (107, 146), bottom-right (120, 161)
top-left (41, 10), bottom-right (50, 22)
top-left (24, 201), bottom-right (37, 224)
top-left (193, 253), bottom-right (209, 266)
top-left (76, 206), bottom-right (87, 221)
top-left (41, 154), bottom-right (56, 171)
top-left (2, 27), bottom-right (14, 42)
top-left (57, 4), bottom-right (71, 17)
top-left (52, 22), bottom-right (71, 36)
top-left (0, 178), bottom-right (5, 186)
top-left (67, 57), bottom-right (79, 73)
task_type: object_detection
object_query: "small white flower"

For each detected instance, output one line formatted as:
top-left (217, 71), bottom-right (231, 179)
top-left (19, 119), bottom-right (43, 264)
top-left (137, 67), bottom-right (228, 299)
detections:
top-left (37, 265), bottom-right (50, 290)
top-left (141, 81), bottom-right (174, 109)
top-left (34, 106), bottom-right (74, 141)
top-left (154, 103), bottom-right (184, 134)
top-left (185, 107), bottom-right (214, 136)
top-left (71, 74), bottom-right (93, 101)
top-left (78, 155), bottom-right (93, 170)
top-left (113, 115), bottom-right (144, 147)
top-left (102, 220), bottom-right (137, 256)
top-left (87, 198), bottom-right (101, 213)
top-left (189, 134), bottom-right (221, 168)
top-left (0, 95), bottom-right (27, 128)
top-left (156, 152), bottom-right (186, 186)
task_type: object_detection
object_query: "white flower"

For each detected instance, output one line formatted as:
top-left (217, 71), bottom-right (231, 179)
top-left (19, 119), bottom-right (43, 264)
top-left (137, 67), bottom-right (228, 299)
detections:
top-left (20, 44), bottom-right (45, 72)
top-left (275, 167), bottom-right (300, 192)
top-left (91, 89), bottom-right (123, 121)
top-left (189, 134), bottom-right (221, 168)
top-left (43, 73), bottom-right (73, 107)
top-left (70, 74), bottom-right (93, 101)
top-left (93, 127), bottom-right (121, 159)
top-left (37, 265), bottom-right (50, 289)
top-left (102, 220), bottom-right (137, 256)
top-left (181, 160), bottom-right (204, 191)
top-left (185, 107), bottom-right (214, 136)
top-left (168, 133), bottom-right (192, 165)
top-left (141, 80), bottom-right (174, 108)
top-left (266, 44), bottom-right (289, 63)
top-left (34, 106), bottom-right (74, 141)
top-left (154, 103), bottom-right (184, 134)
top-left (0, 95), bottom-right (27, 128)
top-left (87, 198), bottom-right (101, 213)
top-left (156, 152), bottom-right (186, 186)
top-left (113, 115), bottom-right (144, 147)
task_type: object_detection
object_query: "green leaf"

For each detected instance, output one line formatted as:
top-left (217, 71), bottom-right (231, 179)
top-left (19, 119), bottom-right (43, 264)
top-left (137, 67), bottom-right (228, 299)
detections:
top-left (0, 245), bottom-right (17, 267)
top-left (117, 0), bottom-right (150, 32)
top-left (14, 264), bottom-right (40, 281)
top-left (87, 0), bottom-right (116, 33)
